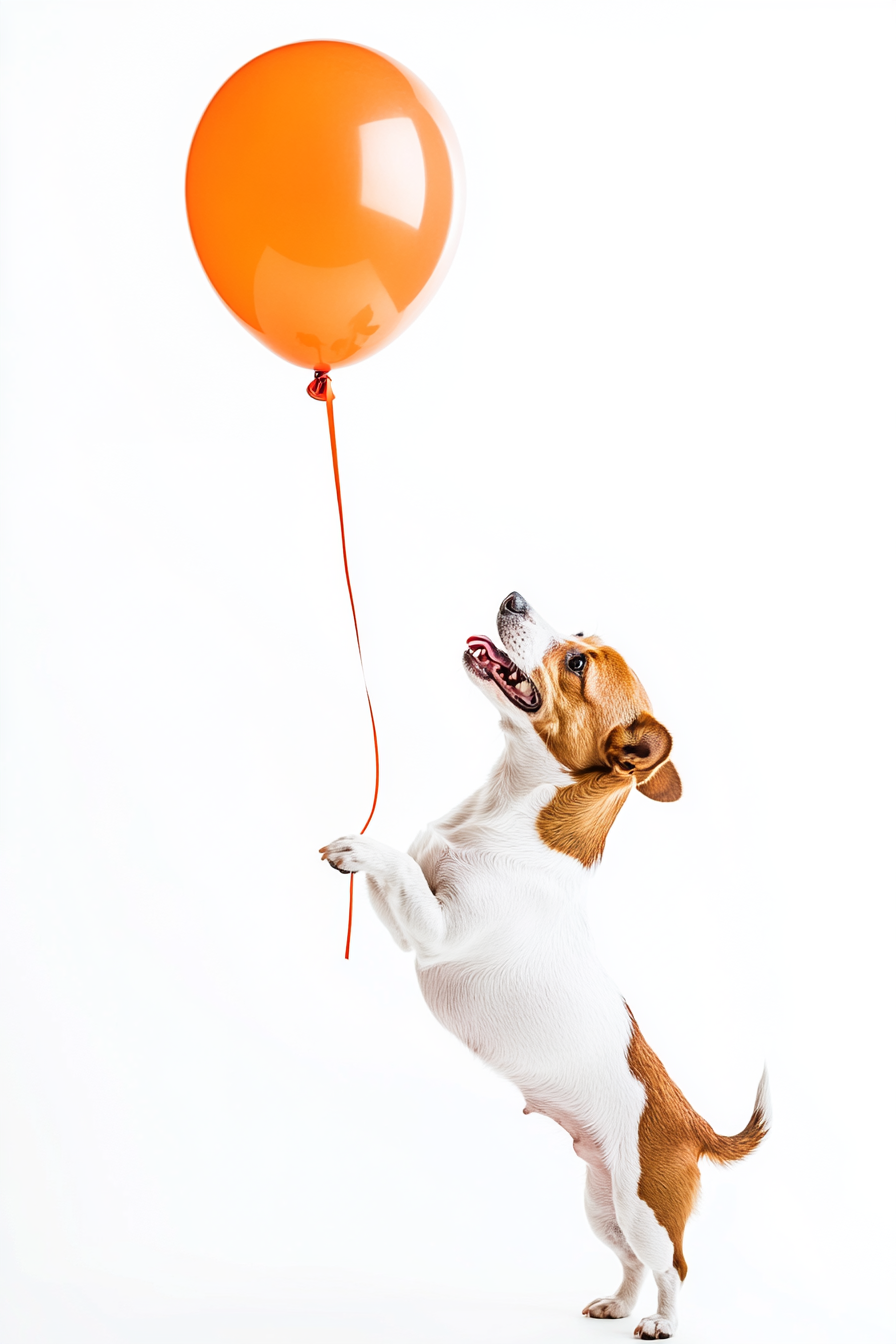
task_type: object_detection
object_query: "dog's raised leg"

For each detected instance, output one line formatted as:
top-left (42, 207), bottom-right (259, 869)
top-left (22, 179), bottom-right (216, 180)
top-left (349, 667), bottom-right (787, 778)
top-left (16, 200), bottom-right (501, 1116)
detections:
top-left (319, 834), bottom-right (445, 957)
top-left (581, 1162), bottom-right (646, 1320)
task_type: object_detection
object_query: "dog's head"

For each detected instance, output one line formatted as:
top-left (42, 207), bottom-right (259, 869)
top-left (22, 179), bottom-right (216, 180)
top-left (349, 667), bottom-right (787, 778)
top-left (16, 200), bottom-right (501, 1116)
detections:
top-left (464, 592), bottom-right (681, 863)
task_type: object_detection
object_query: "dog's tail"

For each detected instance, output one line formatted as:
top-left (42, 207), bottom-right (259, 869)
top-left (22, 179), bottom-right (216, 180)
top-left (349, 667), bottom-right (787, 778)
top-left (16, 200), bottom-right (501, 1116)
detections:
top-left (700, 1066), bottom-right (770, 1165)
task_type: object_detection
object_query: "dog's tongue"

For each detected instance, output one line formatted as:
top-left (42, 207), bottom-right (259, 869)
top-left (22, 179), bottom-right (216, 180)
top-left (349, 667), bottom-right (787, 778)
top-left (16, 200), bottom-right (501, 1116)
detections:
top-left (465, 636), bottom-right (540, 710)
top-left (466, 635), bottom-right (508, 670)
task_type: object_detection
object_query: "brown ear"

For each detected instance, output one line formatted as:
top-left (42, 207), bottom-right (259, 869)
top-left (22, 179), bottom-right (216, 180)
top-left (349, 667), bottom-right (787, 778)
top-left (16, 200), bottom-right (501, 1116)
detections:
top-left (605, 713), bottom-right (673, 778)
top-left (637, 759), bottom-right (682, 802)
top-left (607, 715), bottom-right (682, 801)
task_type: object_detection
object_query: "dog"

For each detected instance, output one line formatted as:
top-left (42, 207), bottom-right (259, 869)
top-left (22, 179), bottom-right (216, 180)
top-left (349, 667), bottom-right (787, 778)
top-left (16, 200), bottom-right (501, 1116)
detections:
top-left (321, 591), bottom-right (768, 1340)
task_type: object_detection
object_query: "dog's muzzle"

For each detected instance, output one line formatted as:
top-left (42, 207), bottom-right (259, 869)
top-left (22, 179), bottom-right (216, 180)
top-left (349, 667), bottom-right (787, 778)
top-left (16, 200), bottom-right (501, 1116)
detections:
top-left (464, 591), bottom-right (543, 712)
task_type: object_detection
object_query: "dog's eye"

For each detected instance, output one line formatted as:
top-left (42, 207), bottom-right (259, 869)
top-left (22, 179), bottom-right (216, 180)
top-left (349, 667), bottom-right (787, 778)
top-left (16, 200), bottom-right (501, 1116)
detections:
top-left (566, 653), bottom-right (587, 674)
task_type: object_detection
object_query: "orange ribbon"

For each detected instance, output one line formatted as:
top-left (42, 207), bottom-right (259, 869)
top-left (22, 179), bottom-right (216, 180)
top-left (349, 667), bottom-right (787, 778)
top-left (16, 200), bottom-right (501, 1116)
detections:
top-left (309, 372), bottom-right (380, 958)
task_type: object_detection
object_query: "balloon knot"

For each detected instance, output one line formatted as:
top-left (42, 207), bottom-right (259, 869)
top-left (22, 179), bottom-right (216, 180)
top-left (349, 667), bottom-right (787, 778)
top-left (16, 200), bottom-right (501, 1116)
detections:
top-left (307, 370), bottom-right (332, 401)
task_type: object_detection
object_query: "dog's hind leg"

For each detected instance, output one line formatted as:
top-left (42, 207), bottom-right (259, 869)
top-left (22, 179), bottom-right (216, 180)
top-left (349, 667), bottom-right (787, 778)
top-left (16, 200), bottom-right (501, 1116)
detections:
top-left (633, 1269), bottom-right (680, 1341)
top-left (609, 1163), bottom-right (690, 1340)
top-left (581, 1161), bottom-right (646, 1320)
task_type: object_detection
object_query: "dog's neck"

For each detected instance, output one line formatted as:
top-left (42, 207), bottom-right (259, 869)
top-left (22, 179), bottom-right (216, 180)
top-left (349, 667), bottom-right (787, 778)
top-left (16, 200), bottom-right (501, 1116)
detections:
top-left (488, 714), bottom-right (632, 867)
top-left (437, 713), bottom-right (632, 867)
top-left (491, 713), bottom-right (567, 799)
top-left (437, 713), bottom-right (564, 837)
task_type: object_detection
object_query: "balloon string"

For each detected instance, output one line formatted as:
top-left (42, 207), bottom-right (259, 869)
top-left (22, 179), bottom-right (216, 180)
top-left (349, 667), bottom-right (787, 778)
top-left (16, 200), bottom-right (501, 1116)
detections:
top-left (318, 376), bottom-right (380, 959)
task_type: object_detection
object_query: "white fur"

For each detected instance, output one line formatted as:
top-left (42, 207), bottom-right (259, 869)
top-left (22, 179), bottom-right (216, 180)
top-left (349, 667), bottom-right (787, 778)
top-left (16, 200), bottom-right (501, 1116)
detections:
top-left (322, 599), bottom-right (677, 1333)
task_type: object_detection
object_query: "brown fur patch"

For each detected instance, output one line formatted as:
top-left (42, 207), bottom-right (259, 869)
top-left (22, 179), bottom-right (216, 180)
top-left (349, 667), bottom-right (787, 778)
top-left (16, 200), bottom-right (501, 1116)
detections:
top-left (626, 1008), bottom-right (768, 1280)
top-left (536, 772), bottom-right (633, 867)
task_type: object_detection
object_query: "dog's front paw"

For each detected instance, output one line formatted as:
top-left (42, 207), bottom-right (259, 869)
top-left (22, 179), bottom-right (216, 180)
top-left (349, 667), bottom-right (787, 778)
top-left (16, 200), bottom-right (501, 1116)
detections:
top-left (319, 835), bottom-right (379, 876)
top-left (634, 1315), bottom-right (676, 1340)
top-left (582, 1296), bottom-right (634, 1319)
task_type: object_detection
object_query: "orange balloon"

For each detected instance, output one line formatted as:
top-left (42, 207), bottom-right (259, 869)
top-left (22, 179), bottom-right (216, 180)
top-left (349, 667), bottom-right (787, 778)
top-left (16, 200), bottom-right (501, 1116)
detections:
top-left (186, 41), bottom-right (463, 372)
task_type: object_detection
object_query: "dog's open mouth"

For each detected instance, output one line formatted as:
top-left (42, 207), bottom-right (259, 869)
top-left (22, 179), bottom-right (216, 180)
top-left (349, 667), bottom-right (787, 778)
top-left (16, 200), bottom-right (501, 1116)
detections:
top-left (464, 636), bottom-right (541, 712)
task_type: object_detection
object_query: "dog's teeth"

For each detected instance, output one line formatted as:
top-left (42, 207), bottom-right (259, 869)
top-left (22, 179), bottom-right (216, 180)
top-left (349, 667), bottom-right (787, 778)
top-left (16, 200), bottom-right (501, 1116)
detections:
top-left (519, 680), bottom-right (531, 694)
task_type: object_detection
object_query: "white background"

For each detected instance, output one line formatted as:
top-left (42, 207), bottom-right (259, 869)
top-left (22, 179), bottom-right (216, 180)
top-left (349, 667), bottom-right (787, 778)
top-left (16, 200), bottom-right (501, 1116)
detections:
top-left (1, 3), bottom-right (894, 1342)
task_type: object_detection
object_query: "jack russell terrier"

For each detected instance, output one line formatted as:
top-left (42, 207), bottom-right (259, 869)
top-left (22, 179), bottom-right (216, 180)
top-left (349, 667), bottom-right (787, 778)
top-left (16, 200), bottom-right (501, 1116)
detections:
top-left (321, 591), bottom-right (768, 1340)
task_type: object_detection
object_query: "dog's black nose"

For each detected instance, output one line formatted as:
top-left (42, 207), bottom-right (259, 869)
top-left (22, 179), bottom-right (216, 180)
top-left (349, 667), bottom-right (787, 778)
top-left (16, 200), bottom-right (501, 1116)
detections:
top-left (501, 591), bottom-right (528, 615)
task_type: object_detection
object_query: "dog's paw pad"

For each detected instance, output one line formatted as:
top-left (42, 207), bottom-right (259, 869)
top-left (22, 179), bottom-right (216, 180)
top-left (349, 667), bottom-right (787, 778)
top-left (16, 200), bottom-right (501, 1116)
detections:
top-left (319, 835), bottom-right (369, 875)
top-left (633, 1316), bottom-right (675, 1340)
top-left (582, 1297), bottom-right (633, 1319)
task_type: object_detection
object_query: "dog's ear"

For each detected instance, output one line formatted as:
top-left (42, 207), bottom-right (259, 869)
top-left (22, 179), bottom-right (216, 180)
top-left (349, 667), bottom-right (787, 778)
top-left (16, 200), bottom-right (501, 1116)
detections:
top-left (636, 759), bottom-right (682, 802)
top-left (605, 714), bottom-right (680, 801)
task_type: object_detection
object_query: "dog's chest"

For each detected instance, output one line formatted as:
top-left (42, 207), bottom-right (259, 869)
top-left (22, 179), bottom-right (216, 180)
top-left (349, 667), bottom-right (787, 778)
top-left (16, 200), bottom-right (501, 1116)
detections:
top-left (408, 833), bottom-right (628, 1090)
